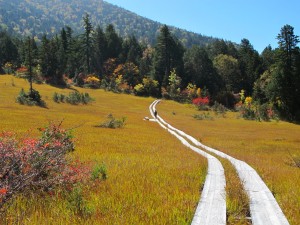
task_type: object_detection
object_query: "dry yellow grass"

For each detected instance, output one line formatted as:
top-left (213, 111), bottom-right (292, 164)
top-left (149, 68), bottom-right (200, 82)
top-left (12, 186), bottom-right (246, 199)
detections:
top-left (0, 75), bottom-right (206, 224)
top-left (157, 100), bottom-right (300, 225)
top-left (221, 159), bottom-right (250, 225)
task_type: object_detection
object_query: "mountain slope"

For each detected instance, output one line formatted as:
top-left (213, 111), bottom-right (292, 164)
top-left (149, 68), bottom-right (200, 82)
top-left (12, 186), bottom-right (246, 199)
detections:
top-left (0, 0), bottom-right (216, 47)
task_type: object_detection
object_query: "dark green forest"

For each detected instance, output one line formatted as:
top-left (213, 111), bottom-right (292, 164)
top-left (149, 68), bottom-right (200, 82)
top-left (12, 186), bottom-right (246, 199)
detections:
top-left (0, 4), bottom-right (300, 122)
top-left (0, 0), bottom-right (215, 47)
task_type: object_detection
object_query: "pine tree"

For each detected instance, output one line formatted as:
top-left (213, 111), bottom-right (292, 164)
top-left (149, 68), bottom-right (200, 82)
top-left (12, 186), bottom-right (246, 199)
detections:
top-left (58, 28), bottom-right (68, 73)
top-left (154, 25), bottom-right (173, 87)
top-left (65, 27), bottom-right (82, 77)
top-left (82, 14), bottom-right (93, 74)
top-left (238, 39), bottom-right (262, 94)
top-left (277, 25), bottom-right (299, 70)
top-left (268, 24), bottom-right (300, 120)
top-left (0, 32), bottom-right (19, 67)
top-left (120, 35), bottom-right (142, 65)
top-left (24, 37), bottom-right (36, 95)
top-left (105, 24), bottom-right (122, 59)
top-left (153, 25), bottom-right (184, 89)
top-left (92, 26), bottom-right (107, 75)
top-left (261, 45), bottom-right (275, 71)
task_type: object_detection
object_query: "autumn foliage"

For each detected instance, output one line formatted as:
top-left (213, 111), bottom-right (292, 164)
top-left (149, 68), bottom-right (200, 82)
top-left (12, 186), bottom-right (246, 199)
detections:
top-left (192, 97), bottom-right (210, 106)
top-left (0, 122), bottom-right (90, 210)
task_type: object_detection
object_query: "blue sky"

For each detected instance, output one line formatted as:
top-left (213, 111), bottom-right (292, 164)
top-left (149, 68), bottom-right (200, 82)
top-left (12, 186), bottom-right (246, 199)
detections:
top-left (105, 0), bottom-right (300, 53)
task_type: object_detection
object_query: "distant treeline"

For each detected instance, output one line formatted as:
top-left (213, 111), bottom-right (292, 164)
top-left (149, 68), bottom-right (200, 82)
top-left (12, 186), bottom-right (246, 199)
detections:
top-left (0, 15), bottom-right (299, 121)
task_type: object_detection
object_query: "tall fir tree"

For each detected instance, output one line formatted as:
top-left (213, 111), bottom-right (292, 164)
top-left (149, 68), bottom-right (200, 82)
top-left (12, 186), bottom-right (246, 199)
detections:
top-left (268, 24), bottom-right (300, 120)
top-left (105, 24), bottom-right (122, 59)
top-left (0, 32), bottom-right (19, 68)
top-left (64, 27), bottom-right (82, 77)
top-left (120, 35), bottom-right (142, 65)
top-left (39, 35), bottom-right (64, 85)
top-left (23, 37), bottom-right (38, 94)
top-left (153, 25), bottom-right (173, 88)
top-left (92, 26), bottom-right (107, 76)
top-left (261, 45), bottom-right (275, 71)
top-left (82, 14), bottom-right (93, 74)
top-left (238, 38), bottom-right (262, 94)
top-left (153, 25), bottom-right (184, 89)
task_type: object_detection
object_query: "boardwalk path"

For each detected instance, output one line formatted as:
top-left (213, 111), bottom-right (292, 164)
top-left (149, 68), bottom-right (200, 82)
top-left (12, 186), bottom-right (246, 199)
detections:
top-left (150, 100), bottom-right (289, 225)
top-left (149, 100), bottom-right (226, 225)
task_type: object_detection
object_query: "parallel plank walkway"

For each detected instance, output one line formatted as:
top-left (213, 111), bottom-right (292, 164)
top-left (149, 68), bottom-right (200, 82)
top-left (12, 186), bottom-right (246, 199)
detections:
top-left (150, 100), bottom-right (290, 225)
top-left (150, 100), bottom-right (226, 225)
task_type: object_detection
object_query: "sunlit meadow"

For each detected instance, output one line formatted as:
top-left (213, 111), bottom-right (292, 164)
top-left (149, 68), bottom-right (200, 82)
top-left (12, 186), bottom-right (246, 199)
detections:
top-left (2, 75), bottom-right (299, 224)
top-left (0, 75), bottom-right (206, 224)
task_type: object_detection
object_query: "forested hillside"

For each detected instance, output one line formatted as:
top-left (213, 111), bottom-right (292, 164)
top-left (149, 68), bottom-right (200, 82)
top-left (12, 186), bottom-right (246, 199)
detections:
top-left (0, 0), bottom-right (215, 47)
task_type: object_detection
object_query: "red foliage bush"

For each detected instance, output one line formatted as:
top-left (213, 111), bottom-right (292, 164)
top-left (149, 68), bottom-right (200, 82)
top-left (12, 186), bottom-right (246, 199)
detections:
top-left (0, 122), bottom-right (90, 209)
top-left (192, 97), bottom-right (210, 106)
top-left (16, 66), bottom-right (28, 73)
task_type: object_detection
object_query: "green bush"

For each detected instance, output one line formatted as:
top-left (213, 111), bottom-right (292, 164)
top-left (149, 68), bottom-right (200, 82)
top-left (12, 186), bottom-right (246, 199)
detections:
top-left (257, 103), bottom-right (270, 121)
top-left (212, 101), bottom-right (227, 117)
top-left (97, 114), bottom-right (126, 129)
top-left (53, 91), bottom-right (93, 105)
top-left (193, 112), bottom-right (214, 120)
top-left (239, 103), bottom-right (279, 121)
top-left (16, 88), bottom-right (46, 107)
top-left (91, 163), bottom-right (107, 181)
top-left (53, 92), bottom-right (59, 103)
top-left (133, 83), bottom-right (145, 96)
top-left (66, 186), bottom-right (94, 217)
top-left (240, 105), bottom-right (256, 120)
top-left (66, 91), bottom-right (82, 104)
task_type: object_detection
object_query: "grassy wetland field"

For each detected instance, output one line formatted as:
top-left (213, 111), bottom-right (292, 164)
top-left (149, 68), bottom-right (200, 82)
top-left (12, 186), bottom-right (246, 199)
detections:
top-left (0, 75), bottom-right (206, 224)
top-left (1, 75), bottom-right (300, 224)
top-left (157, 100), bottom-right (300, 225)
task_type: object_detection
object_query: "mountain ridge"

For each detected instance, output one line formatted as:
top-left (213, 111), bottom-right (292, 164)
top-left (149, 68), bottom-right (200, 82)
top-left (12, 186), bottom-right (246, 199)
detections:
top-left (0, 0), bottom-right (217, 47)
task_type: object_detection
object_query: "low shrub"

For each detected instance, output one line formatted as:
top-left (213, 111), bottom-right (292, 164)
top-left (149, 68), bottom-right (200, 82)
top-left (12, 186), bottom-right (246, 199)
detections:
top-left (193, 112), bottom-right (214, 121)
top-left (53, 91), bottom-right (93, 105)
top-left (239, 105), bottom-right (256, 120)
top-left (0, 122), bottom-right (90, 210)
top-left (16, 88), bottom-right (46, 107)
top-left (83, 75), bottom-right (101, 89)
top-left (66, 186), bottom-right (95, 217)
top-left (133, 83), bottom-right (145, 96)
top-left (53, 92), bottom-right (59, 103)
top-left (66, 91), bottom-right (81, 104)
top-left (96, 114), bottom-right (126, 129)
top-left (91, 163), bottom-right (107, 181)
top-left (212, 101), bottom-right (227, 117)
top-left (53, 92), bottom-right (66, 103)
top-left (239, 103), bottom-right (279, 121)
top-left (192, 97), bottom-right (210, 111)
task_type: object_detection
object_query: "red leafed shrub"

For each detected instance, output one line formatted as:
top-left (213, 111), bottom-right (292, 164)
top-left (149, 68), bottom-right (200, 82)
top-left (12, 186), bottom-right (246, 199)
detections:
top-left (0, 122), bottom-right (90, 209)
top-left (16, 66), bottom-right (28, 73)
top-left (192, 97), bottom-right (210, 106)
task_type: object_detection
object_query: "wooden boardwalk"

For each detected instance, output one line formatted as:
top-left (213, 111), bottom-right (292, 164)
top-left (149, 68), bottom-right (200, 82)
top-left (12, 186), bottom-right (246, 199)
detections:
top-left (150, 100), bottom-right (289, 225)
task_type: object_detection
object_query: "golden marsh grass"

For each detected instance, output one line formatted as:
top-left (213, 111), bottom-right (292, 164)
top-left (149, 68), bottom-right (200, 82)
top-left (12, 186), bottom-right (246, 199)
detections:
top-left (0, 75), bottom-right (206, 224)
